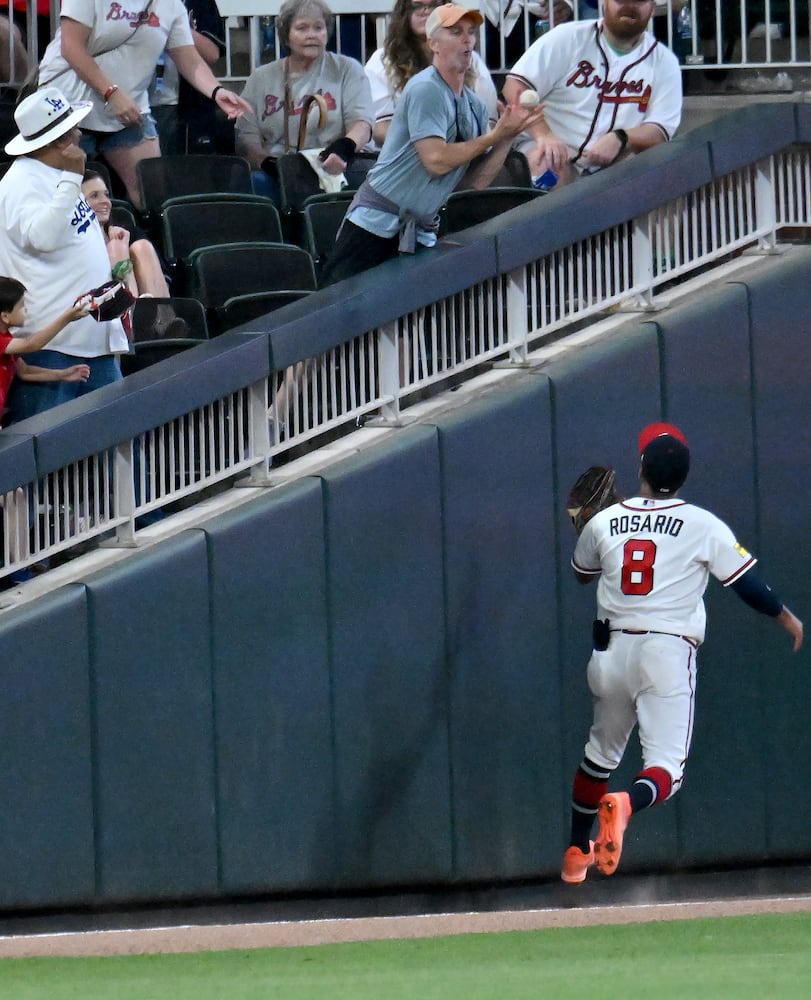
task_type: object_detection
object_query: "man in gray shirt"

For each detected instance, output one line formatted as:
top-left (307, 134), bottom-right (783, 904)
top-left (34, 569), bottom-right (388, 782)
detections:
top-left (320, 3), bottom-right (542, 286)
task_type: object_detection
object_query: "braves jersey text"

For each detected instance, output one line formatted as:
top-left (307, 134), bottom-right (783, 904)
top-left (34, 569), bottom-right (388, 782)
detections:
top-left (508, 20), bottom-right (682, 166)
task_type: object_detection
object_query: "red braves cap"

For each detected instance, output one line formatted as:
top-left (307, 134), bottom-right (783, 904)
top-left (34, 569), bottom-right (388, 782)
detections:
top-left (638, 422), bottom-right (688, 455)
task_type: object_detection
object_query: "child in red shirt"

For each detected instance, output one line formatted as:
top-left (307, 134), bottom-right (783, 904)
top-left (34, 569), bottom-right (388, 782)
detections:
top-left (0, 276), bottom-right (91, 426)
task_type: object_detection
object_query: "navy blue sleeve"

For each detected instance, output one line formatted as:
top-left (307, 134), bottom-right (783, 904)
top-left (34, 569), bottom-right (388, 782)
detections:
top-left (188, 0), bottom-right (226, 53)
top-left (730, 568), bottom-right (783, 617)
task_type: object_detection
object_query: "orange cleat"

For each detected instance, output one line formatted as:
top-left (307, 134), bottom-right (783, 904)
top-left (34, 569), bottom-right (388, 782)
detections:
top-left (561, 842), bottom-right (595, 884)
top-left (594, 792), bottom-right (632, 876)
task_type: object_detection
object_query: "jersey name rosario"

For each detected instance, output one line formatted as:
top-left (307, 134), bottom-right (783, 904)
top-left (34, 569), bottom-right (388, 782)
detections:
top-left (608, 512), bottom-right (683, 537)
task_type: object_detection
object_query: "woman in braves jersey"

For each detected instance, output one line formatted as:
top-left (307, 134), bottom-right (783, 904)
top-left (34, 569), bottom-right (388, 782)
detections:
top-left (561, 423), bottom-right (803, 884)
top-left (36, 1), bottom-right (251, 209)
top-left (235, 0), bottom-right (374, 204)
top-left (502, 0), bottom-right (682, 186)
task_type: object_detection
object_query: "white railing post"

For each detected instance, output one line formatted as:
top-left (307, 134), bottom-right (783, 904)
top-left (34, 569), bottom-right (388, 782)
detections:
top-left (631, 213), bottom-right (657, 309)
top-left (245, 377), bottom-right (274, 483)
top-left (376, 320), bottom-right (401, 423)
top-left (113, 441), bottom-right (137, 547)
top-left (753, 156), bottom-right (780, 253)
top-left (497, 266), bottom-right (530, 366)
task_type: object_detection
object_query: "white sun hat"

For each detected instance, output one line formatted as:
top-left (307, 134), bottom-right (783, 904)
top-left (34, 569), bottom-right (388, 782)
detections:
top-left (5, 87), bottom-right (92, 156)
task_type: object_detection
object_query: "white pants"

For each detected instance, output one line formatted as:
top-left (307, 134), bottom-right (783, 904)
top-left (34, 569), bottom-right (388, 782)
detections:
top-left (584, 630), bottom-right (698, 798)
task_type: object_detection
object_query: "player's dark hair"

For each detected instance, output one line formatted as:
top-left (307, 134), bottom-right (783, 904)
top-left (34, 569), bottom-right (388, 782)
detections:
top-left (0, 276), bottom-right (26, 314)
top-left (641, 435), bottom-right (690, 495)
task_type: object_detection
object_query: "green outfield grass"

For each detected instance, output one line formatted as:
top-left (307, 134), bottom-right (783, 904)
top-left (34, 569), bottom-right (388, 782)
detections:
top-left (1, 912), bottom-right (809, 999)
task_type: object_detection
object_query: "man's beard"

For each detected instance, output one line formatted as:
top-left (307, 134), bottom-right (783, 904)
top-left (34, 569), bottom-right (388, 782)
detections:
top-left (605, 9), bottom-right (648, 42)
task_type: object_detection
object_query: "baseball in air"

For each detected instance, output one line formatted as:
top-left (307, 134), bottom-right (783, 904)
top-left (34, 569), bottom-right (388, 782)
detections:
top-left (519, 89), bottom-right (541, 108)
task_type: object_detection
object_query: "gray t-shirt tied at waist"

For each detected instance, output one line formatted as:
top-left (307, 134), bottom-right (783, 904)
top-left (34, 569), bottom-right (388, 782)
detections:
top-left (345, 180), bottom-right (440, 253)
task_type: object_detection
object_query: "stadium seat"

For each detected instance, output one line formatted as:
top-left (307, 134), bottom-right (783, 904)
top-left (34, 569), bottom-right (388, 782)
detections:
top-left (136, 154), bottom-right (253, 219)
top-left (301, 192), bottom-right (354, 272)
top-left (219, 290), bottom-right (315, 331)
top-left (188, 242), bottom-right (317, 333)
top-left (161, 196), bottom-right (283, 294)
top-left (120, 296), bottom-right (210, 376)
top-left (439, 187), bottom-right (543, 237)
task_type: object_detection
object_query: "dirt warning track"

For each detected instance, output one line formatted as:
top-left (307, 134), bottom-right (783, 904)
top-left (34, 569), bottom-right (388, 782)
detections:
top-left (2, 893), bottom-right (811, 959)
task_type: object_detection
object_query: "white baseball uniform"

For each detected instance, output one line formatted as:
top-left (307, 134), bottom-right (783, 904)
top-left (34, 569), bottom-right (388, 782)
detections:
top-left (38, 0), bottom-right (194, 132)
top-left (572, 495), bottom-right (756, 792)
top-left (508, 19), bottom-right (682, 170)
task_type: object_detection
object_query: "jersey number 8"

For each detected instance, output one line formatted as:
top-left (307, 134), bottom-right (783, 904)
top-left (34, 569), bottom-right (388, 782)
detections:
top-left (621, 539), bottom-right (657, 596)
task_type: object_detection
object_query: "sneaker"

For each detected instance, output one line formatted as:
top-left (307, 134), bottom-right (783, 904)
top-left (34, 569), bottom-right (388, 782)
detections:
top-left (561, 842), bottom-right (595, 884)
top-left (594, 792), bottom-right (632, 876)
top-left (160, 316), bottom-right (190, 339)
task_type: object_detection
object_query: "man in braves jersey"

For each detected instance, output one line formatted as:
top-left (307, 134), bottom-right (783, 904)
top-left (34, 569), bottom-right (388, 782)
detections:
top-left (561, 423), bottom-right (803, 884)
top-left (502, 0), bottom-right (682, 186)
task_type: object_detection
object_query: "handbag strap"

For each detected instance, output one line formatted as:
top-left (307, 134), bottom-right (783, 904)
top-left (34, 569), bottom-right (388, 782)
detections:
top-left (296, 93), bottom-right (328, 152)
top-left (282, 58), bottom-right (329, 153)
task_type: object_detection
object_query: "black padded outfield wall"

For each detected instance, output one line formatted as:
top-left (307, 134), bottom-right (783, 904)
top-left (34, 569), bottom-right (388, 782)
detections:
top-left (0, 249), bottom-right (809, 910)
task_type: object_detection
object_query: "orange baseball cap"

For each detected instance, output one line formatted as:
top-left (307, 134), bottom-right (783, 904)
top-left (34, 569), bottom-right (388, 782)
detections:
top-left (426, 4), bottom-right (484, 37)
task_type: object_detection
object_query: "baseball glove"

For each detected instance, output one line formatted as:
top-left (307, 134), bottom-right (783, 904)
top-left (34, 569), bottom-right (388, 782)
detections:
top-left (74, 280), bottom-right (135, 322)
top-left (567, 466), bottom-right (622, 534)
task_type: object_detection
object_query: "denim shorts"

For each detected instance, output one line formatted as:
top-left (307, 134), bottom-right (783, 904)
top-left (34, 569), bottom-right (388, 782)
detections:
top-left (80, 113), bottom-right (159, 155)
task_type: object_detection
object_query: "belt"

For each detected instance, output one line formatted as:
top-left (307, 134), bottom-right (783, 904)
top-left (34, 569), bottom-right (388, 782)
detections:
top-left (613, 628), bottom-right (699, 649)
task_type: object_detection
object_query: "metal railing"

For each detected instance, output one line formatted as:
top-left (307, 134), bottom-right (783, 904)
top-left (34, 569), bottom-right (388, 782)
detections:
top-left (0, 144), bottom-right (809, 583)
top-left (263, 150), bottom-right (800, 456)
top-left (1, 381), bottom-right (269, 573)
top-left (1, 129), bottom-right (810, 586)
top-left (3, 2), bottom-right (809, 91)
top-left (213, 1), bottom-right (811, 79)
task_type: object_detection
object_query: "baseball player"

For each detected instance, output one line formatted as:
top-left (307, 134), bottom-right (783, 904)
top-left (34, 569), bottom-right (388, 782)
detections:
top-left (502, 0), bottom-right (682, 187)
top-left (562, 423), bottom-right (804, 884)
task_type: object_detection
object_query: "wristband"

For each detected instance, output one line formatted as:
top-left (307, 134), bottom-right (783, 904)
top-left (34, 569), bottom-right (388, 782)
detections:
top-left (318, 136), bottom-right (357, 166)
top-left (103, 84), bottom-right (118, 103)
top-left (211, 84), bottom-right (223, 101)
top-left (612, 128), bottom-right (629, 152)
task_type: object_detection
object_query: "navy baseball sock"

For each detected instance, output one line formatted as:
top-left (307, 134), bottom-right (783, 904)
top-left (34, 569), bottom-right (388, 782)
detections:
top-left (569, 758), bottom-right (611, 852)
top-left (630, 766), bottom-right (673, 812)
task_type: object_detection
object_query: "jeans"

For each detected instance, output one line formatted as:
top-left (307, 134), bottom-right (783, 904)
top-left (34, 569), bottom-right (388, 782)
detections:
top-left (319, 220), bottom-right (399, 287)
top-left (251, 168), bottom-right (280, 205)
top-left (7, 351), bottom-right (123, 423)
top-left (79, 114), bottom-right (159, 155)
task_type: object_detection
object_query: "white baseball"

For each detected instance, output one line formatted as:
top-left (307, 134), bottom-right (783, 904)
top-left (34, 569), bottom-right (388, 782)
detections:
top-left (519, 90), bottom-right (541, 108)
